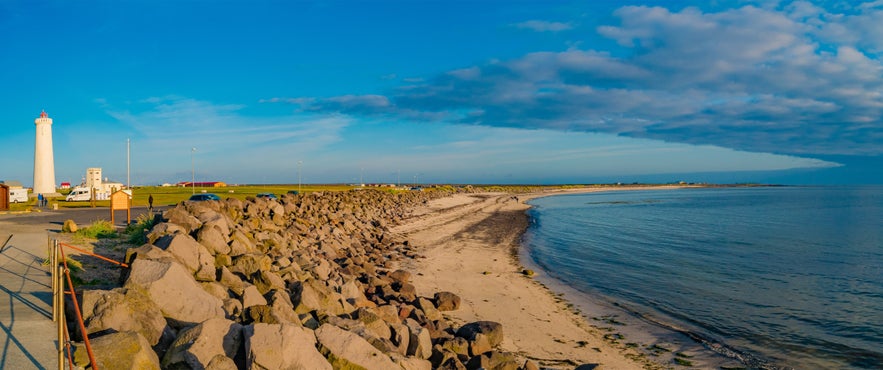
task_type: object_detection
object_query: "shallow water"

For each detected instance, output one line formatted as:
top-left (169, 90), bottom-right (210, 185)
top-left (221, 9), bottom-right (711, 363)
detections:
top-left (525, 186), bottom-right (883, 369)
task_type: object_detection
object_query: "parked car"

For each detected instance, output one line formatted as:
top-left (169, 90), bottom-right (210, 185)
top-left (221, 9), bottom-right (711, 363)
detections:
top-left (189, 193), bottom-right (221, 201)
top-left (256, 193), bottom-right (278, 200)
top-left (286, 190), bottom-right (299, 195)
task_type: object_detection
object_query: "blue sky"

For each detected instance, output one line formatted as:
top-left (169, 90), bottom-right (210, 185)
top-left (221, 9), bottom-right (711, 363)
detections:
top-left (2, 0), bottom-right (881, 186)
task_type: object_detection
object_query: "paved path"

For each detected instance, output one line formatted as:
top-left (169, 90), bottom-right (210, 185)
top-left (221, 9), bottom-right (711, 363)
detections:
top-left (0, 206), bottom-right (164, 369)
top-left (0, 230), bottom-right (57, 370)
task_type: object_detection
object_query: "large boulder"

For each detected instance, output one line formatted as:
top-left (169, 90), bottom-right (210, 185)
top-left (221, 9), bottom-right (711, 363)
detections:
top-left (73, 331), bottom-right (160, 370)
top-left (80, 288), bottom-right (167, 346)
top-left (465, 351), bottom-right (519, 370)
top-left (163, 206), bottom-right (203, 233)
top-left (62, 219), bottom-right (78, 233)
top-left (228, 229), bottom-right (256, 256)
top-left (251, 270), bottom-right (287, 295)
top-left (162, 318), bottom-right (243, 369)
top-left (241, 285), bottom-right (268, 309)
top-left (125, 259), bottom-right (225, 326)
top-left (416, 297), bottom-right (443, 322)
top-left (146, 222), bottom-right (188, 244)
top-left (455, 321), bottom-right (504, 348)
top-left (290, 279), bottom-right (349, 315)
top-left (154, 233), bottom-right (216, 281)
top-left (433, 292), bottom-right (461, 311)
top-left (124, 244), bottom-right (176, 265)
top-left (315, 324), bottom-right (404, 370)
top-left (230, 253), bottom-right (272, 277)
top-left (244, 323), bottom-right (332, 370)
top-left (197, 224), bottom-right (231, 255)
top-left (405, 319), bottom-right (433, 359)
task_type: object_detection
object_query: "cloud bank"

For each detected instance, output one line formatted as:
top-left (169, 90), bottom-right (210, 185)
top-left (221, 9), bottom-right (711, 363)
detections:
top-left (268, 2), bottom-right (883, 157)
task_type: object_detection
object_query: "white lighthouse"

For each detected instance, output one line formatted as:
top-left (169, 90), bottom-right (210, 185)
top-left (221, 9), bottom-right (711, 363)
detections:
top-left (33, 110), bottom-right (57, 195)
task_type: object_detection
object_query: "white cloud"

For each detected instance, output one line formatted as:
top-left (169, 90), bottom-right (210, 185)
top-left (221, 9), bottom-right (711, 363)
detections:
top-left (514, 20), bottom-right (573, 32)
top-left (284, 2), bottom-right (883, 157)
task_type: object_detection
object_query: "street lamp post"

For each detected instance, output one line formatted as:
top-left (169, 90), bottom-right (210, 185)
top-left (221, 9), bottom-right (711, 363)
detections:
top-left (191, 147), bottom-right (197, 194)
top-left (297, 160), bottom-right (303, 193)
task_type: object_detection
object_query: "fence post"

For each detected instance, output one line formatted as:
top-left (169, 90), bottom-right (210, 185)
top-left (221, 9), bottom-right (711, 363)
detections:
top-left (51, 239), bottom-right (58, 322)
top-left (57, 265), bottom-right (65, 370)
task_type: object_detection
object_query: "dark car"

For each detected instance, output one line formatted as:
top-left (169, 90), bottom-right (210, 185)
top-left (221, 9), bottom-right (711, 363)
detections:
top-left (287, 190), bottom-right (299, 195)
top-left (256, 193), bottom-right (278, 200)
top-left (189, 193), bottom-right (221, 201)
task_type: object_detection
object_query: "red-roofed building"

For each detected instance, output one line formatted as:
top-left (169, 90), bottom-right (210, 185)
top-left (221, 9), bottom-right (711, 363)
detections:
top-left (178, 181), bottom-right (227, 187)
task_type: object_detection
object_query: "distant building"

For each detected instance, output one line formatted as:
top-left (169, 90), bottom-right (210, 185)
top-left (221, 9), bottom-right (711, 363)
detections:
top-left (60, 182), bottom-right (71, 189)
top-left (72, 168), bottom-right (124, 195)
top-left (178, 181), bottom-right (227, 187)
top-left (0, 180), bottom-right (24, 189)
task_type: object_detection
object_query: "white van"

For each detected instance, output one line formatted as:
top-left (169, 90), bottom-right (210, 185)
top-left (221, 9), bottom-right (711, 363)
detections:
top-left (65, 186), bottom-right (110, 201)
top-left (66, 187), bottom-right (92, 201)
top-left (9, 188), bottom-right (28, 203)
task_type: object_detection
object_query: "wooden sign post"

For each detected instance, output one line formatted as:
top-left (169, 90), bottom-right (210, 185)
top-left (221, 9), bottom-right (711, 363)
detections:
top-left (110, 190), bottom-right (131, 224)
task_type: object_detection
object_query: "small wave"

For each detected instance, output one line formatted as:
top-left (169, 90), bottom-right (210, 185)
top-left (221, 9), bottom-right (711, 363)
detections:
top-left (609, 301), bottom-right (793, 370)
top-left (584, 199), bottom-right (662, 206)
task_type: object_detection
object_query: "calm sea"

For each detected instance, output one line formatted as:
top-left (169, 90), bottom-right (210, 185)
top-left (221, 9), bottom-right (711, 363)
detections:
top-left (524, 186), bottom-right (883, 369)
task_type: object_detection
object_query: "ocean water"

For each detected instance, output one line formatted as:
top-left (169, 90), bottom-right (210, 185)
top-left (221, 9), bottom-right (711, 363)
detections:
top-left (524, 186), bottom-right (883, 369)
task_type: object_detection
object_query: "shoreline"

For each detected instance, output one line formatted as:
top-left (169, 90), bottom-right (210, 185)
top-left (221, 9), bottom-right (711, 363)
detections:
top-left (396, 186), bottom-right (747, 369)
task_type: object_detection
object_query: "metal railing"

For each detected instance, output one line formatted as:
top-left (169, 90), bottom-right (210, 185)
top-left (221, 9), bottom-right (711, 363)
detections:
top-left (50, 239), bottom-right (129, 370)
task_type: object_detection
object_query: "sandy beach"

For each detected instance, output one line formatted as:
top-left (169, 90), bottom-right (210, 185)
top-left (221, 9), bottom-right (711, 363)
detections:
top-left (393, 186), bottom-right (740, 369)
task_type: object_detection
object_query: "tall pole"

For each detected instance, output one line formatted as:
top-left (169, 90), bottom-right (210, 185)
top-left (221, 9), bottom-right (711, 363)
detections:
top-left (297, 160), bottom-right (303, 193)
top-left (191, 147), bottom-right (196, 194)
top-left (126, 138), bottom-right (130, 189)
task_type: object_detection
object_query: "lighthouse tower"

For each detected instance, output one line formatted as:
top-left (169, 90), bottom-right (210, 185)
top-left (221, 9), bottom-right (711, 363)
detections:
top-left (33, 110), bottom-right (57, 195)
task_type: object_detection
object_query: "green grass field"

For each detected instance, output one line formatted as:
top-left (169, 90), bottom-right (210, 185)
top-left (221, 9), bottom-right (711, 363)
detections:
top-left (7, 184), bottom-right (360, 211)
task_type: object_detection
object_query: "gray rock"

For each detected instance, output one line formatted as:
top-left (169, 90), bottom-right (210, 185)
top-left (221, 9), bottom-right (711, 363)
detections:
top-left (146, 222), bottom-right (187, 244)
top-left (290, 279), bottom-right (349, 315)
top-left (455, 321), bottom-right (504, 348)
top-left (465, 351), bottom-right (519, 370)
top-left (218, 266), bottom-right (248, 296)
top-left (252, 270), bottom-right (287, 295)
top-left (417, 297), bottom-right (443, 322)
top-left (197, 224), bottom-right (231, 255)
top-left (125, 259), bottom-right (225, 326)
top-left (229, 229), bottom-right (256, 256)
top-left (434, 291), bottom-right (461, 311)
top-left (154, 233), bottom-right (215, 281)
top-left (389, 269), bottom-right (411, 284)
top-left (80, 288), bottom-right (167, 346)
top-left (73, 331), bottom-right (160, 370)
top-left (391, 353), bottom-right (433, 370)
top-left (315, 323), bottom-right (403, 370)
top-left (230, 253), bottom-right (272, 277)
top-left (242, 284), bottom-right (268, 309)
top-left (405, 318), bottom-right (433, 359)
top-left (223, 298), bottom-right (243, 319)
top-left (162, 317), bottom-right (243, 369)
top-left (164, 205), bottom-right (203, 233)
top-left (200, 281), bottom-right (231, 300)
top-left (245, 323), bottom-right (332, 370)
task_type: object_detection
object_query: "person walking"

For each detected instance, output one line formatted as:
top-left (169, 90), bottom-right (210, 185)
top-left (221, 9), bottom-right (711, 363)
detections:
top-left (37, 193), bottom-right (43, 208)
top-left (148, 194), bottom-right (154, 212)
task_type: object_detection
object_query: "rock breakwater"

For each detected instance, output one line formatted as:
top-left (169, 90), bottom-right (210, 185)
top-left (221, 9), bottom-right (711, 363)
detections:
top-left (71, 188), bottom-right (538, 370)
